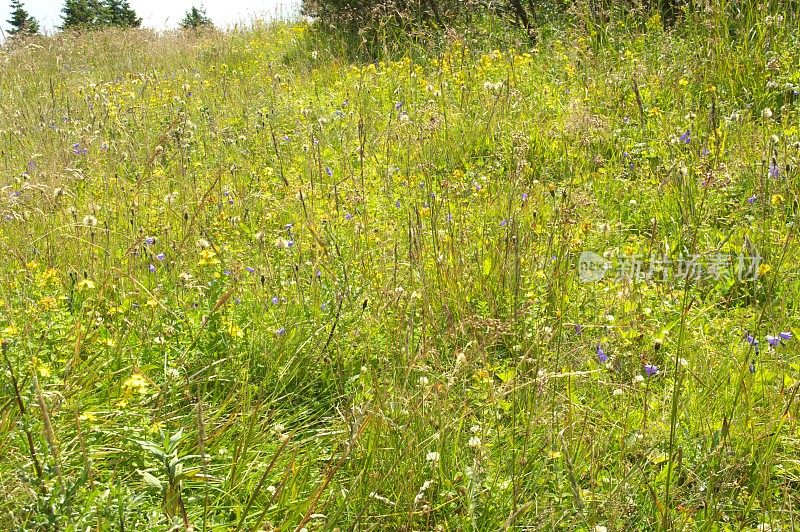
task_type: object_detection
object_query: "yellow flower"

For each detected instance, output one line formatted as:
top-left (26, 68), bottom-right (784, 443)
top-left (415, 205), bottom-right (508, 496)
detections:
top-left (37, 362), bottom-right (51, 378)
top-left (198, 248), bottom-right (220, 266)
top-left (771, 194), bottom-right (784, 206)
top-left (2, 324), bottom-right (18, 339)
top-left (39, 296), bottom-right (57, 310)
top-left (226, 323), bottom-right (245, 338)
top-left (77, 279), bottom-right (95, 291)
top-left (758, 264), bottom-right (772, 276)
top-left (678, 78), bottom-right (688, 87)
top-left (123, 373), bottom-right (149, 395)
top-left (26, 261), bottom-right (39, 270)
top-left (79, 412), bottom-right (97, 423)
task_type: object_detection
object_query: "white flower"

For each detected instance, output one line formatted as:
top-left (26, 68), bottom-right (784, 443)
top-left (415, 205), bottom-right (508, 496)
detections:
top-left (425, 451), bottom-right (440, 463)
top-left (82, 215), bottom-right (98, 227)
top-left (634, 375), bottom-right (645, 384)
top-left (594, 526), bottom-right (608, 532)
top-left (468, 436), bottom-right (482, 448)
top-left (196, 238), bottom-right (210, 248)
top-left (419, 376), bottom-right (429, 386)
top-left (679, 358), bottom-right (688, 367)
top-left (762, 107), bottom-right (773, 119)
top-left (613, 388), bottom-right (624, 396)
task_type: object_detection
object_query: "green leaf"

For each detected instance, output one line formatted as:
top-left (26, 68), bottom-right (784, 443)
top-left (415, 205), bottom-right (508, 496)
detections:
top-left (141, 470), bottom-right (163, 490)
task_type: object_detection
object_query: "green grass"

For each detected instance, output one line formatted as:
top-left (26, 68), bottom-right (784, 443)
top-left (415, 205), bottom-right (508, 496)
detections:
top-left (1, 7), bottom-right (799, 529)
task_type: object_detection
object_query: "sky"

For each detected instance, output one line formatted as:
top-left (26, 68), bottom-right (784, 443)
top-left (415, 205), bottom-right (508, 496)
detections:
top-left (1, 0), bottom-right (299, 35)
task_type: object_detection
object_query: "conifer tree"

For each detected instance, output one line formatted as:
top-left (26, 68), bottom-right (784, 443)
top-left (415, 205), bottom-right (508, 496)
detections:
top-left (6, 0), bottom-right (40, 35)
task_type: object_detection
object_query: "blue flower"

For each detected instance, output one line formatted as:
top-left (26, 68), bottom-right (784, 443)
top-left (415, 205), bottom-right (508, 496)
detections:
top-left (345, 213), bottom-right (353, 221)
top-left (325, 166), bottom-right (333, 177)
top-left (574, 324), bottom-right (583, 335)
top-left (766, 335), bottom-right (780, 348)
top-left (744, 332), bottom-right (758, 347)
top-left (747, 195), bottom-right (757, 204)
top-left (780, 331), bottom-right (793, 341)
top-left (144, 237), bottom-right (155, 245)
top-left (156, 253), bottom-right (166, 261)
top-left (521, 192), bottom-right (529, 201)
top-left (644, 364), bottom-right (659, 376)
top-left (148, 264), bottom-right (156, 273)
top-left (276, 327), bottom-right (286, 336)
top-left (596, 345), bottom-right (608, 363)
top-left (245, 266), bottom-right (255, 274)
top-left (271, 296), bottom-right (279, 305)
top-left (769, 161), bottom-right (780, 179)
top-left (679, 130), bottom-right (691, 144)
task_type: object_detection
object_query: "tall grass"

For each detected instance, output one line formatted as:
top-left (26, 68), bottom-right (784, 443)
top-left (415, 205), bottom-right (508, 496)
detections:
top-left (1, 5), bottom-right (799, 529)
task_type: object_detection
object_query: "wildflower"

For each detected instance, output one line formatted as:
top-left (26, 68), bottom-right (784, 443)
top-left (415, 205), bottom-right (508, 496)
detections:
top-left (500, 219), bottom-right (508, 227)
top-left (425, 451), bottom-right (440, 463)
top-left (779, 331), bottom-right (793, 341)
top-left (596, 345), bottom-right (608, 363)
top-left (156, 253), bottom-right (165, 261)
top-left (123, 372), bottom-right (149, 395)
top-left (762, 108), bottom-right (773, 119)
top-left (574, 324), bottom-right (583, 335)
top-left (771, 194), bottom-right (784, 206)
top-left (148, 264), bottom-right (156, 273)
top-left (345, 213), bottom-right (353, 221)
top-left (468, 436), bottom-right (482, 448)
top-left (395, 200), bottom-right (401, 208)
top-left (419, 375), bottom-right (429, 386)
top-left (521, 192), bottom-right (529, 201)
top-left (644, 364), bottom-right (659, 377)
top-left (744, 332), bottom-right (758, 347)
top-left (78, 411), bottom-right (97, 423)
top-left (72, 143), bottom-right (88, 155)
top-left (144, 237), bottom-right (155, 245)
top-left (325, 166), bottom-right (333, 177)
top-left (198, 248), bottom-right (220, 266)
top-left (701, 146), bottom-right (710, 157)
top-left (77, 279), bottom-right (95, 290)
top-left (747, 195), bottom-right (757, 204)
top-left (82, 215), bottom-right (98, 227)
top-left (766, 335), bottom-right (780, 348)
top-left (613, 388), bottom-right (624, 396)
top-left (276, 327), bottom-right (286, 336)
top-left (245, 266), bottom-right (255, 274)
top-left (769, 161), bottom-right (780, 179)
top-left (679, 130), bottom-right (691, 144)
top-left (271, 296), bottom-right (279, 305)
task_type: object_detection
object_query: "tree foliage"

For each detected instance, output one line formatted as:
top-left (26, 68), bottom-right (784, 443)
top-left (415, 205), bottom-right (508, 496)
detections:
top-left (60, 0), bottom-right (141, 30)
top-left (180, 6), bottom-right (213, 30)
top-left (6, 0), bottom-right (40, 35)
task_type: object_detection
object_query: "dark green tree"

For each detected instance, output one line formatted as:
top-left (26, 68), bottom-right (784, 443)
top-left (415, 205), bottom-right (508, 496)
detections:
top-left (100, 0), bottom-right (141, 27)
top-left (6, 0), bottom-right (40, 35)
top-left (180, 6), bottom-right (213, 30)
top-left (60, 0), bottom-right (103, 29)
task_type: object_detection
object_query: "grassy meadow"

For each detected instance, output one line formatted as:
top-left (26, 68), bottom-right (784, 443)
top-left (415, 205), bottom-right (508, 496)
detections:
top-left (1, 6), bottom-right (800, 530)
